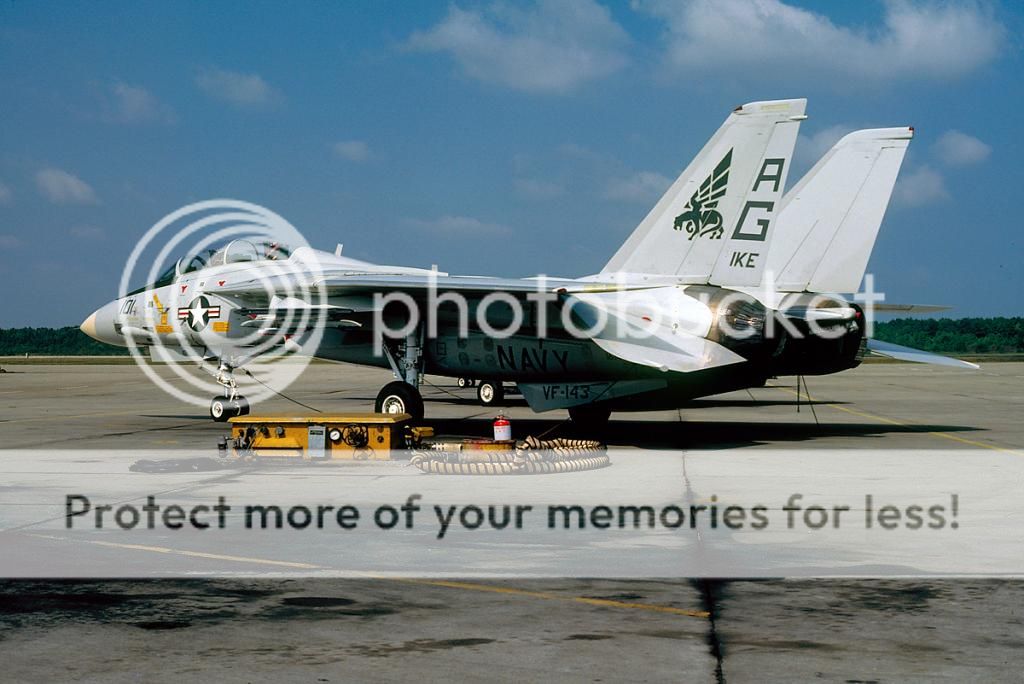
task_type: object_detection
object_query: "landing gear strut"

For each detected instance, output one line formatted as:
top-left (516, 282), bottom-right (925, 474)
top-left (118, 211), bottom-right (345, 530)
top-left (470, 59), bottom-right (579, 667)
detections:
top-left (209, 361), bottom-right (250, 422)
top-left (376, 326), bottom-right (426, 422)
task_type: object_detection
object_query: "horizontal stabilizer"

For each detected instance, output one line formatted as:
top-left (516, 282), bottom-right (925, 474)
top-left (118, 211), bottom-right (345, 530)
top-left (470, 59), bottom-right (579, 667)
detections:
top-left (867, 339), bottom-right (978, 369)
top-left (874, 303), bottom-right (951, 314)
top-left (782, 305), bottom-right (858, 322)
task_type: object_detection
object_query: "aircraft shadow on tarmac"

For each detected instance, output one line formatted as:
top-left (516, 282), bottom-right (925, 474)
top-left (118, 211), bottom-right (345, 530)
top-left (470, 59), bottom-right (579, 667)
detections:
top-left (287, 393), bottom-right (981, 449)
top-left (425, 396), bottom-right (845, 410)
top-left (140, 394), bottom-right (981, 450)
top-left (422, 416), bottom-right (982, 450)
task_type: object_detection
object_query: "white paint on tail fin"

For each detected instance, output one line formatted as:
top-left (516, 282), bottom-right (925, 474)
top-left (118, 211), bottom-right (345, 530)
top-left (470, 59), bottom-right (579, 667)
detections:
top-left (602, 98), bottom-right (806, 286)
top-left (768, 127), bottom-right (912, 293)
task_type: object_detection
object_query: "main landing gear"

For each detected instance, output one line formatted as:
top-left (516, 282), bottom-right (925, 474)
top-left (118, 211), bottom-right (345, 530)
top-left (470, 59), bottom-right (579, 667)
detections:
top-left (374, 326), bottom-right (426, 422)
top-left (209, 361), bottom-right (250, 422)
top-left (457, 377), bottom-right (506, 407)
top-left (457, 378), bottom-right (509, 407)
top-left (476, 380), bottom-right (504, 407)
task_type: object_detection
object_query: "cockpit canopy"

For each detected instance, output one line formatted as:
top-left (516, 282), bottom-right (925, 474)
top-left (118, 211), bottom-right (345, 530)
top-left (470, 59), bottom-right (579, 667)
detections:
top-left (127, 240), bottom-right (292, 294)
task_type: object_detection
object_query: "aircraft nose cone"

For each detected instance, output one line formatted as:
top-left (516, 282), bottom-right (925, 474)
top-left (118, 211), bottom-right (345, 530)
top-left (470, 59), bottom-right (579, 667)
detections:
top-left (80, 311), bottom-right (99, 340)
top-left (79, 302), bottom-right (125, 346)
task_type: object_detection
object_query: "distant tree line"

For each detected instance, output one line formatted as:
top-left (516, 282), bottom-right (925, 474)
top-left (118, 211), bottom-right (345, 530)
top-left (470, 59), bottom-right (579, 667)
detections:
top-left (873, 317), bottom-right (1024, 354)
top-left (0, 318), bottom-right (1022, 356)
top-left (0, 327), bottom-right (129, 355)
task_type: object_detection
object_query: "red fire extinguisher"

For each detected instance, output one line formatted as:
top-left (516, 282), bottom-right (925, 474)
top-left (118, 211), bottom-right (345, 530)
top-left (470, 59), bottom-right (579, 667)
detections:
top-left (493, 414), bottom-right (512, 441)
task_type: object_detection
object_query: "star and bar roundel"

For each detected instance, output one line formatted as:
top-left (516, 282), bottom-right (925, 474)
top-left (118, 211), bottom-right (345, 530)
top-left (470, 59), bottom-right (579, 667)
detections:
top-left (177, 295), bottom-right (221, 331)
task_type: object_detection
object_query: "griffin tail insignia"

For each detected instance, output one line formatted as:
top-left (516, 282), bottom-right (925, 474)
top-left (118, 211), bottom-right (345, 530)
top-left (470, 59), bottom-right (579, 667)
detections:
top-left (673, 149), bottom-right (732, 240)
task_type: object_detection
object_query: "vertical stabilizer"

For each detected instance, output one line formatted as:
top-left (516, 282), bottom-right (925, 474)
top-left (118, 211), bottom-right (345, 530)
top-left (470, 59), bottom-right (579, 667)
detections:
top-left (603, 98), bottom-right (806, 286)
top-left (768, 127), bottom-right (913, 293)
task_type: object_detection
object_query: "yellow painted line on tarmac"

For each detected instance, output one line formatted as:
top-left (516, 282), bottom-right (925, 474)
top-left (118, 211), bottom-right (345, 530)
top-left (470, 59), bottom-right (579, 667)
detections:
top-left (392, 578), bottom-right (709, 619)
top-left (769, 385), bottom-right (1024, 457)
top-left (23, 533), bottom-right (707, 618)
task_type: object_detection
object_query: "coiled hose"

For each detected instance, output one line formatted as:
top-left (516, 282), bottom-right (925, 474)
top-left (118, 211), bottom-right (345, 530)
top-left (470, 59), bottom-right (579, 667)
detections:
top-left (410, 436), bottom-right (609, 475)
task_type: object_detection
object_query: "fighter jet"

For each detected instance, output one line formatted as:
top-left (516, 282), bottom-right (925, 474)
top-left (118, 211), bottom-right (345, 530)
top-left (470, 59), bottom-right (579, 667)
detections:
top-left (81, 98), bottom-right (976, 424)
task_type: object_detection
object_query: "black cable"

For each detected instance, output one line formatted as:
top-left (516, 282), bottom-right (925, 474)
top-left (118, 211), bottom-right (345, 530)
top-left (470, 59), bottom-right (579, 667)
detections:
top-left (238, 367), bottom-right (323, 413)
top-left (421, 376), bottom-right (465, 401)
top-left (801, 375), bottom-right (820, 426)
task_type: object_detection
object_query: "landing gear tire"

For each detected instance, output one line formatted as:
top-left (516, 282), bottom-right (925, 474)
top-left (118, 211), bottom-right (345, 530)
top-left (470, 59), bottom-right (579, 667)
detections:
top-left (457, 377), bottom-right (476, 388)
top-left (568, 404), bottom-right (612, 429)
top-left (210, 395), bottom-right (233, 422)
top-left (232, 397), bottom-right (250, 416)
top-left (476, 381), bottom-right (504, 407)
top-left (375, 381), bottom-right (425, 422)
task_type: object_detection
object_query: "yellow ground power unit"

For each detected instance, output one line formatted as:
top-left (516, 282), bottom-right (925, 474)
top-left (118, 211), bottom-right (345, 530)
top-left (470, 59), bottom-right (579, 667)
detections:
top-left (226, 413), bottom-right (432, 461)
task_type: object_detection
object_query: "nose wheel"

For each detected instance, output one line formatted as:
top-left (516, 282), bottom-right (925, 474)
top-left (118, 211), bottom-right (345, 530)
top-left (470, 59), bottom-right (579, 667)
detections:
top-left (210, 395), bottom-right (250, 422)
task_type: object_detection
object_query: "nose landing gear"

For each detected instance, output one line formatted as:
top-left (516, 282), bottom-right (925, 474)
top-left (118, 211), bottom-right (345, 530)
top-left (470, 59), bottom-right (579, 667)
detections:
top-left (209, 361), bottom-right (250, 422)
top-left (210, 395), bottom-right (250, 422)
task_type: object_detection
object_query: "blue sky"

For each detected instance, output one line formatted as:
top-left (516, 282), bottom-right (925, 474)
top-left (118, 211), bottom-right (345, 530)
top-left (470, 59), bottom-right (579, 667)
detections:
top-left (0, 0), bottom-right (1021, 326)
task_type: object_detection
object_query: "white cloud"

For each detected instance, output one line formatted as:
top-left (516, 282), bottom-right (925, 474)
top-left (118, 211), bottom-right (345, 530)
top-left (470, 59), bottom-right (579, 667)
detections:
top-left (640, 0), bottom-right (1005, 85)
top-left (605, 170), bottom-right (672, 202)
top-left (0, 181), bottom-right (12, 205)
top-left (105, 82), bottom-right (176, 124)
top-left (514, 177), bottom-right (565, 199)
top-left (893, 165), bottom-right (948, 208)
top-left (333, 140), bottom-right (370, 162)
top-left (0, 234), bottom-right (20, 248)
top-left (557, 143), bottom-right (598, 159)
top-left (407, 0), bottom-right (630, 93)
top-left (933, 130), bottom-right (991, 166)
top-left (405, 214), bottom-right (511, 236)
top-left (195, 68), bottom-right (276, 106)
top-left (35, 168), bottom-right (98, 205)
top-left (69, 225), bottom-right (106, 241)
top-left (520, 143), bottom-right (675, 203)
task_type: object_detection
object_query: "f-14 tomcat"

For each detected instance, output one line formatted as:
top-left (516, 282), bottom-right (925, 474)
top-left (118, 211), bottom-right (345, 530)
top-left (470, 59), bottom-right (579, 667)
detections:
top-left (81, 98), bottom-right (976, 424)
